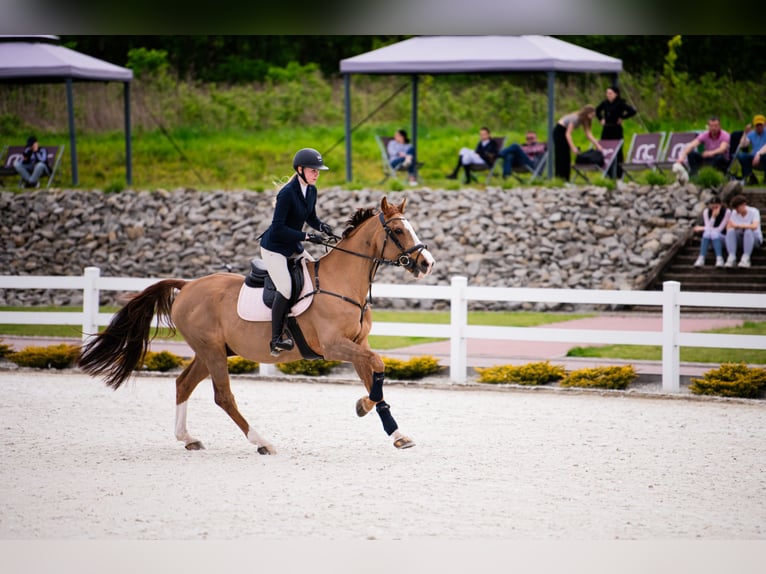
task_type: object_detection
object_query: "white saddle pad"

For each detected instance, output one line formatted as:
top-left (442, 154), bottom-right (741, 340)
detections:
top-left (236, 259), bottom-right (314, 322)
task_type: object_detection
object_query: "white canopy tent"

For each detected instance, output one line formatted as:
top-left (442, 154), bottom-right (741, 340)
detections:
top-left (0, 35), bottom-right (133, 185)
top-left (339, 35), bottom-right (623, 180)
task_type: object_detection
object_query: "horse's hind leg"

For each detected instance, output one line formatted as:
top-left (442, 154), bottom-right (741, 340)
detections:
top-left (175, 357), bottom-right (208, 450)
top-left (202, 351), bottom-right (277, 455)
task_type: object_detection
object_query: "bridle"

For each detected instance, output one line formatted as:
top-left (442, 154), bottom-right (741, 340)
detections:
top-left (298, 211), bottom-right (429, 326)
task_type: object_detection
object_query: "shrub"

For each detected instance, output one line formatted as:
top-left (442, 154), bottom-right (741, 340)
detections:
top-left (560, 365), bottom-right (637, 390)
top-left (7, 344), bottom-right (79, 369)
top-left (382, 355), bottom-right (441, 380)
top-left (141, 350), bottom-right (184, 372)
top-left (0, 339), bottom-right (14, 359)
top-left (692, 165), bottom-right (725, 189)
top-left (476, 361), bottom-right (565, 385)
top-left (690, 363), bottom-right (766, 399)
top-left (276, 358), bottom-right (342, 376)
top-left (227, 356), bottom-right (259, 374)
top-left (645, 170), bottom-right (670, 186)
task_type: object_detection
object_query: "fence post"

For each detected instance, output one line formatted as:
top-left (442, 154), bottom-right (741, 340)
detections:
top-left (82, 266), bottom-right (101, 344)
top-left (450, 276), bottom-right (468, 383)
top-left (661, 280), bottom-right (681, 393)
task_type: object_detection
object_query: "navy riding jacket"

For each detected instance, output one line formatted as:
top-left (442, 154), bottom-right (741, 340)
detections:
top-left (260, 176), bottom-right (324, 257)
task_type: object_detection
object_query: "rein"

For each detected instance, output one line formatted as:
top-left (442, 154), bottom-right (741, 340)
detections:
top-left (296, 211), bottom-right (428, 324)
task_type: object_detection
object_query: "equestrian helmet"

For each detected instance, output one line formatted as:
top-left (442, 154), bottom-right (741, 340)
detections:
top-left (293, 148), bottom-right (329, 171)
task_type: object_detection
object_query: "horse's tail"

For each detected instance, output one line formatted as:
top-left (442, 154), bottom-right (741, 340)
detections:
top-left (78, 279), bottom-right (187, 390)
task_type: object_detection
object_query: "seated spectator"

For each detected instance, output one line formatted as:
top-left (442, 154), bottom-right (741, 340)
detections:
top-left (675, 116), bottom-right (730, 178)
top-left (693, 195), bottom-right (730, 268)
top-left (387, 128), bottom-right (417, 186)
top-left (724, 194), bottom-right (762, 268)
top-left (14, 136), bottom-right (49, 188)
top-left (498, 130), bottom-right (546, 180)
top-left (446, 126), bottom-right (499, 184)
top-left (552, 105), bottom-right (601, 181)
top-left (738, 114), bottom-right (766, 185)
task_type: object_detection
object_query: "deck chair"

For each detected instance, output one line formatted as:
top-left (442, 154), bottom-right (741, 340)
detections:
top-left (0, 144), bottom-right (64, 189)
top-left (621, 132), bottom-right (665, 181)
top-left (375, 135), bottom-right (423, 184)
top-left (572, 139), bottom-right (623, 183)
top-left (467, 136), bottom-right (506, 184)
top-left (656, 132), bottom-right (699, 173)
top-left (508, 142), bottom-right (549, 183)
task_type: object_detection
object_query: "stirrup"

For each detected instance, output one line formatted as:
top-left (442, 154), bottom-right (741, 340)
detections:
top-left (270, 336), bottom-right (294, 356)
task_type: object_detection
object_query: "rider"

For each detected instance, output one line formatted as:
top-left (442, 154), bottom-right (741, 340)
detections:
top-left (259, 148), bottom-right (334, 356)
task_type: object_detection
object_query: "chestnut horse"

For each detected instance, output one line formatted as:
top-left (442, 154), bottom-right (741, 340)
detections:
top-left (78, 197), bottom-right (435, 453)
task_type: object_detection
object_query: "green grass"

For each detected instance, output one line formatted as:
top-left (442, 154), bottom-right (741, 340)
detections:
top-left (0, 306), bottom-right (594, 350)
top-left (567, 321), bottom-right (766, 365)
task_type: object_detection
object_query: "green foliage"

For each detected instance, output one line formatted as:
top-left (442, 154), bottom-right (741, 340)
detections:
top-left (645, 170), bottom-right (671, 186)
top-left (140, 350), bottom-right (184, 372)
top-left (690, 363), bottom-right (766, 399)
top-left (388, 178), bottom-right (406, 192)
top-left (276, 358), bottom-right (342, 376)
top-left (591, 176), bottom-right (616, 191)
top-left (103, 180), bottom-right (125, 194)
top-left (692, 166), bottom-right (725, 189)
top-left (126, 48), bottom-right (170, 80)
top-left (476, 361), bottom-right (565, 385)
top-left (0, 339), bottom-right (14, 358)
top-left (7, 344), bottom-right (79, 369)
top-left (227, 356), bottom-right (260, 374)
top-left (560, 365), bottom-right (637, 390)
top-left (382, 355), bottom-right (441, 380)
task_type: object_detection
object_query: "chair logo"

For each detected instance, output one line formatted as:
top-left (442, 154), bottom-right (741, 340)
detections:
top-left (634, 143), bottom-right (657, 162)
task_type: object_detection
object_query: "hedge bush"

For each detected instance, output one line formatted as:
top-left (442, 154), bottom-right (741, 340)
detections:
top-left (381, 356), bottom-right (441, 380)
top-left (227, 356), bottom-right (260, 374)
top-left (7, 344), bottom-right (80, 369)
top-left (476, 361), bottom-right (566, 385)
top-left (0, 339), bottom-right (13, 359)
top-left (276, 358), bottom-right (342, 376)
top-left (690, 363), bottom-right (766, 399)
top-left (140, 350), bottom-right (184, 372)
top-left (559, 365), bottom-right (637, 390)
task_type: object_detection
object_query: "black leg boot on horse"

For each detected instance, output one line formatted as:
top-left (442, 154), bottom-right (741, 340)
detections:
top-left (269, 292), bottom-right (295, 356)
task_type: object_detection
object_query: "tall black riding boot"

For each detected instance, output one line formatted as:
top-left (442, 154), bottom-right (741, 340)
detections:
top-left (269, 292), bottom-right (294, 356)
top-left (446, 157), bottom-right (462, 179)
top-left (463, 165), bottom-right (472, 184)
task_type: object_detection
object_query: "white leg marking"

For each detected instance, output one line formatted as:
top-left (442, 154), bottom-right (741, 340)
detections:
top-left (174, 401), bottom-right (195, 444)
top-left (247, 428), bottom-right (277, 454)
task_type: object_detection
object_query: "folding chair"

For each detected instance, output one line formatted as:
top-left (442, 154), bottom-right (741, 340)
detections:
top-left (572, 139), bottom-right (623, 183)
top-left (468, 136), bottom-right (506, 184)
top-left (656, 132), bottom-right (699, 173)
top-left (374, 135), bottom-right (423, 184)
top-left (506, 142), bottom-right (549, 183)
top-left (0, 144), bottom-right (64, 189)
top-left (621, 132), bottom-right (665, 181)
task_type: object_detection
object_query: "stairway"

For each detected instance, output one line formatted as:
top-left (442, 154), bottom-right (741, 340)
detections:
top-left (644, 189), bottom-right (766, 303)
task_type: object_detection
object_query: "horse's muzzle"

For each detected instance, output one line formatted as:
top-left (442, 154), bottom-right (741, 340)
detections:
top-left (413, 248), bottom-right (435, 278)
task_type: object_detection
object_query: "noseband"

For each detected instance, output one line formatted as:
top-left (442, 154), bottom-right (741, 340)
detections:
top-left (377, 212), bottom-right (428, 273)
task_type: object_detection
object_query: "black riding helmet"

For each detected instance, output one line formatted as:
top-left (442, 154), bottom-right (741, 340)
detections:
top-left (293, 148), bottom-right (330, 172)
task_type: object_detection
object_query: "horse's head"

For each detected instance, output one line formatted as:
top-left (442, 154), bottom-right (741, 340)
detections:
top-left (378, 197), bottom-right (435, 278)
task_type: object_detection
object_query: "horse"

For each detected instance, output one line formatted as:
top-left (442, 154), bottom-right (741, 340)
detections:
top-left (78, 196), bottom-right (435, 453)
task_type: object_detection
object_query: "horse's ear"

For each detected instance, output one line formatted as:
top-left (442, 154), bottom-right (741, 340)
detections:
top-left (397, 198), bottom-right (407, 213)
top-left (380, 196), bottom-right (391, 213)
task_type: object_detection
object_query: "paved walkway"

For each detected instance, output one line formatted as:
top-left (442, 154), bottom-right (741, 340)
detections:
top-left (2, 314), bottom-right (753, 378)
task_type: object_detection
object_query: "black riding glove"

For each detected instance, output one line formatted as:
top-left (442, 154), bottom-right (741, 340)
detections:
top-left (306, 233), bottom-right (324, 244)
top-left (319, 222), bottom-right (334, 236)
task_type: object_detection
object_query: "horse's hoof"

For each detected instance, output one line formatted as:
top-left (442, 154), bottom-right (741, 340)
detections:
top-left (185, 441), bottom-right (205, 451)
top-left (257, 445), bottom-right (276, 455)
top-left (393, 436), bottom-right (415, 449)
top-left (356, 396), bottom-right (374, 417)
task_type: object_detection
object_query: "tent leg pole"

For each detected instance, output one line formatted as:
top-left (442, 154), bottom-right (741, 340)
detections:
top-left (66, 78), bottom-right (78, 186)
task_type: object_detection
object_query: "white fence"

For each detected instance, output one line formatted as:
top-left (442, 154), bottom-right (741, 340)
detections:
top-left (1, 266), bottom-right (765, 392)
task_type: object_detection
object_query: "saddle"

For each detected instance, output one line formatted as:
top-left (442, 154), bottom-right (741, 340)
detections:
top-left (245, 257), bottom-right (306, 309)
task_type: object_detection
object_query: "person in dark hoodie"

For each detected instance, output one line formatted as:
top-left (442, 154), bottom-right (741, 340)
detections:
top-left (259, 148), bottom-right (334, 356)
top-left (595, 85), bottom-right (636, 178)
top-left (14, 136), bottom-right (49, 188)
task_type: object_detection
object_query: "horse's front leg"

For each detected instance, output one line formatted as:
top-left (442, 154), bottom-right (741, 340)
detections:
top-left (323, 338), bottom-right (415, 450)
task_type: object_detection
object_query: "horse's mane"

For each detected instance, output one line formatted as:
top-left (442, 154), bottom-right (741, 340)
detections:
top-left (342, 207), bottom-right (378, 239)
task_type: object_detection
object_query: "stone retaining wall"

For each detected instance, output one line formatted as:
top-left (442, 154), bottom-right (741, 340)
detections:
top-left (0, 183), bottom-right (711, 308)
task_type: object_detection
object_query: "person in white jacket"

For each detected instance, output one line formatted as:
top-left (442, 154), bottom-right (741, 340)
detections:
top-left (693, 195), bottom-right (730, 267)
top-left (724, 194), bottom-right (763, 268)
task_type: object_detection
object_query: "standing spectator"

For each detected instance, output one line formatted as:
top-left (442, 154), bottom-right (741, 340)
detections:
top-left (724, 194), bottom-right (762, 268)
top-left (737, 114), bottom-right (766, 185)
top-left (14, 136), bottom-right (49, 188)
top-left (386, 129), bottom-right (417, 186)
top-left (446, 126), bottom-right (500, 184)
top-left (595, 85), bottom-right (636, 179)
top-left (552, 105), bottom-right (601, 181)
top-left (498, 130), bottom-right (546, 180)
top-left (693, 195), bottom-right (730, 268)
top-left (675, 116), bottom-right (730, 178)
